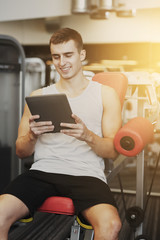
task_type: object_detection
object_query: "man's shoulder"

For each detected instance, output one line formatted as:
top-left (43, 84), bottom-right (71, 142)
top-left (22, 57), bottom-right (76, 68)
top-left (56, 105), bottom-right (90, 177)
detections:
top-left (30, 83), bottom-right (56, 96)
top-left (30, 88), bottom-right (42, 96)
top-left (91, 80), bottom-right (102, 86)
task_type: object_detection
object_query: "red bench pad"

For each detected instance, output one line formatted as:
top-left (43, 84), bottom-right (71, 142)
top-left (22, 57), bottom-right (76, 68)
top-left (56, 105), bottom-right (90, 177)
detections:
top-left (38, 196), bottom-right (75, 215)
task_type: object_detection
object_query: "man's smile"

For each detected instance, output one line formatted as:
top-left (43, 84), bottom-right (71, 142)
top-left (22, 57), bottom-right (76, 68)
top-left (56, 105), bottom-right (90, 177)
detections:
top-left (60, 66), bottom-right (71, 73)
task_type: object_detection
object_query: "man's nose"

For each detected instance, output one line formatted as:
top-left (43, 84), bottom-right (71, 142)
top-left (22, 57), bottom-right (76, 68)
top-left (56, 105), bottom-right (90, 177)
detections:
top-left (59, 56), bottom-right (66, 66)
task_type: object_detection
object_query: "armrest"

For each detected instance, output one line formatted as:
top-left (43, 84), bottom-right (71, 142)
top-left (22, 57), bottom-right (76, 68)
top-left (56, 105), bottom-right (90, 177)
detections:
top-left (114, 117), bottom-right (154, 157)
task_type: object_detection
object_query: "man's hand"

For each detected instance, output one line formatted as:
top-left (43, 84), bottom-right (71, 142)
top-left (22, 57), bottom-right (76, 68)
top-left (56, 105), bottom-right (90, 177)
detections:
top-left (29, 115), bottom-right (54, 137)
top-left (60, 114), bottom-right (92, 142)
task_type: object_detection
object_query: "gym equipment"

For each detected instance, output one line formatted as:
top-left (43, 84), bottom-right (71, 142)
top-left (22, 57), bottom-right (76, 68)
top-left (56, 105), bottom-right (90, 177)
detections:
top-left (125, 206), bottom-right (145, 229)
top-left (135, 235), bottom-right (149, 240)
top-left (0, 147), bottom-right (11, 193)
top-left (37, 72), bottom-right (154, 239)
top-left (0, 34), bottom-right (25, 180)
top-left (114, 117), bottom-right (154, 157)
top-left (121, 152), bottom-right (160, 239)
top-left (20, 57), bottom-right (46, 174)
top-left (24, 58), bottom-right (46, 99)
top-left (126, 73), bottom-right (158, 239)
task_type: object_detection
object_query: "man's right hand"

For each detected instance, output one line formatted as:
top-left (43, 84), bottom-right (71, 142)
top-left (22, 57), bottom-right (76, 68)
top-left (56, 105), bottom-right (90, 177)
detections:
top-left (29, 115), bottom-right (54, 137)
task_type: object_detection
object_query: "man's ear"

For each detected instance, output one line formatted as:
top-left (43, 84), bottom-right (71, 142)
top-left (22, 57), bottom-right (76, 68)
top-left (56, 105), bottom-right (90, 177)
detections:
top-left (80, 49), bottom-right (86, 62)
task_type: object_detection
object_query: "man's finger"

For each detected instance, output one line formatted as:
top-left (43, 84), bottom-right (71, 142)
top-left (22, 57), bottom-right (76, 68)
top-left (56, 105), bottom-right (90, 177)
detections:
top-left (30, 115), bottom-right (40, 121)
top-left (71, 114), bottom-right (83, 124)
top-left (60, 122), bottom-right (78, 129)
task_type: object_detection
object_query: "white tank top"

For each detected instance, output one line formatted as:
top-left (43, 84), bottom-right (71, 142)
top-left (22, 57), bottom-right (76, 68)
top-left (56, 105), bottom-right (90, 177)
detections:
top-left (30, 81), bottom-right (106, 183)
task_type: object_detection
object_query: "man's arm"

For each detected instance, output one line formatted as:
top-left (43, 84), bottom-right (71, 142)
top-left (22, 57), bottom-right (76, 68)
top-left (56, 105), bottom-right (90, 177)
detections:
top-left (16, 89), bottom-right (54, 159)
top-left (60, 85), bottom-right (122, 160)
top-left (85, 85), bottom-right (122, 159)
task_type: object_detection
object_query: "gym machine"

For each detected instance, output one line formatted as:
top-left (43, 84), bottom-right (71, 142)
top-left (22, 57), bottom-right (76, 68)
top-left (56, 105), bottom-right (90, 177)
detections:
top-left (0, 35), bottom-right (25, 190)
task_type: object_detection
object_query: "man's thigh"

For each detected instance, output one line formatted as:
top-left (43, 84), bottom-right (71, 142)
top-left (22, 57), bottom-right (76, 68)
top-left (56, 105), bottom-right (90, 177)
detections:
top-left (2, 170), bottom-right (57, 215)
top-left (69, 176), bottom-right (117, 216)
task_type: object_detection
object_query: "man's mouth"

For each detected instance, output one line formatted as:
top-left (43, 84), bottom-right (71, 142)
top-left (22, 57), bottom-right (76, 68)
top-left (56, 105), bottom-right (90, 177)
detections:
top-left (60, 67), bottom-right (70, 73)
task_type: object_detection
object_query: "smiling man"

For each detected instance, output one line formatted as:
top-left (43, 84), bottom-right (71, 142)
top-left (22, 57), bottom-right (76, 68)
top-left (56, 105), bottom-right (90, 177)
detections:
top-left (0, 28), bottom-right (122, 240)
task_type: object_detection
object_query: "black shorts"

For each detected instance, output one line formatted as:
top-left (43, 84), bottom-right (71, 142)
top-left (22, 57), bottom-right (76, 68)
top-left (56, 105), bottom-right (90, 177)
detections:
top-left (2, 170), bottom-right (117, 216)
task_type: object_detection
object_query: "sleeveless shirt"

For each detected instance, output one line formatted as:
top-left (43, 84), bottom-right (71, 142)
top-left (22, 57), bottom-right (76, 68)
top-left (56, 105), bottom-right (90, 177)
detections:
top-left (30, 81), bottom-right (106, 183)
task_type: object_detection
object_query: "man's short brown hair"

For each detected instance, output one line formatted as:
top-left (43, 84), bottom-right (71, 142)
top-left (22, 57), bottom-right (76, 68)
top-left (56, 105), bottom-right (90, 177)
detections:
top-left (50, 28), bottom-right (83, 53)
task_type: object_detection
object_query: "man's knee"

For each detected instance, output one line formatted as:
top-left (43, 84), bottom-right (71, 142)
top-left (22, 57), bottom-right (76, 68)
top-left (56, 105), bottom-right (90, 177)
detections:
top-left (0, 211), bottom-right (11, 233)
top-left (83, 203), bottom-right (122, 239)
top-left (108, 216), bottom-right (122, 237)
top-left (0, 194), bottom-right (29, 229)
top-left (94, 214), bottom-right (122, 240)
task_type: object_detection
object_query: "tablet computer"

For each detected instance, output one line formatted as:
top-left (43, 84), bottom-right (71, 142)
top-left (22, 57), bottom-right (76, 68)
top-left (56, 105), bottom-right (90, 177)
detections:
top-left (25, 94), bottom-right (75, 133)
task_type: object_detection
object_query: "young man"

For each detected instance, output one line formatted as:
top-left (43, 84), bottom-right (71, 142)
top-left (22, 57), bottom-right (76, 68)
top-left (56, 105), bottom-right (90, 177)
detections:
top-left (0, 28), bottom-right (122, 240)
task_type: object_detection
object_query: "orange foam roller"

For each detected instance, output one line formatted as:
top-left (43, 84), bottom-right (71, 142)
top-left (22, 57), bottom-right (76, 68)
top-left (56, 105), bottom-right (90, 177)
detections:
top-left (114, 117), bottom-right (154, 157)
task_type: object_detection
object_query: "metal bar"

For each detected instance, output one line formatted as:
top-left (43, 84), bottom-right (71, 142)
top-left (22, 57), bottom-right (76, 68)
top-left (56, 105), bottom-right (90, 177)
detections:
top-left (106, 155), bottom-right (129, 183)
top-left (84, 229), bottom-right (94, 240)
top-left (135, 85), bottom-right (147, 237)
top-left (135, 150), bottom-right (146, 237)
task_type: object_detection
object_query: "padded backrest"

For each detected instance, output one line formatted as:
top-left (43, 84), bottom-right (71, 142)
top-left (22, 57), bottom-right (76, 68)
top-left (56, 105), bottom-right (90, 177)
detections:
top-left (92, 72), bottom-right (128, 108)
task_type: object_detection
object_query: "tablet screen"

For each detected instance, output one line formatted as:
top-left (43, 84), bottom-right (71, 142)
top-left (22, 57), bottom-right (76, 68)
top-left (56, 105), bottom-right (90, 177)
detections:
top-left (25, 94), bottom-right (75, 133)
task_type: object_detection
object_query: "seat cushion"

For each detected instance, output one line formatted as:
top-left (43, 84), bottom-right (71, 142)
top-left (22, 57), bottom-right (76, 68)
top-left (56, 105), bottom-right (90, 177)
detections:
top-left (38, 196), bottom-right (75, 215)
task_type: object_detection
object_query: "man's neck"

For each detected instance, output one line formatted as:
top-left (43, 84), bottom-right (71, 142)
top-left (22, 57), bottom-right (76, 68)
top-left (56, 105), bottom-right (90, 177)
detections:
top-left (55, 76), bottom-right (89, 98)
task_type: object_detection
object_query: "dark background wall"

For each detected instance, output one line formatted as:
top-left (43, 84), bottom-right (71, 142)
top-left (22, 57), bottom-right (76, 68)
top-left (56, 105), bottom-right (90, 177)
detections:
top-left (23, 42), bottom-right (160, 72)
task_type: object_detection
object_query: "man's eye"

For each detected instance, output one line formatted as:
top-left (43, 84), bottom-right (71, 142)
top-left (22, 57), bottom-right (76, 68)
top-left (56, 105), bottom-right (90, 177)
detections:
top-left (66, 54), bottom-right (72, 57)
top-left (53, 55), bottom-right (59, 59)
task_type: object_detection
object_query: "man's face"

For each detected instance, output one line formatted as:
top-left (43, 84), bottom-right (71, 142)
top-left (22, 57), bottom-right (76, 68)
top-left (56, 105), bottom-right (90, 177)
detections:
top-left (50, 40), bottom-right (85, 80)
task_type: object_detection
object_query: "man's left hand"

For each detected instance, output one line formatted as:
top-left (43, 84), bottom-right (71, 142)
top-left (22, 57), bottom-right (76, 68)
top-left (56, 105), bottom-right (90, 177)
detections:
top-left (60, 114), bottom-right (91, 142)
